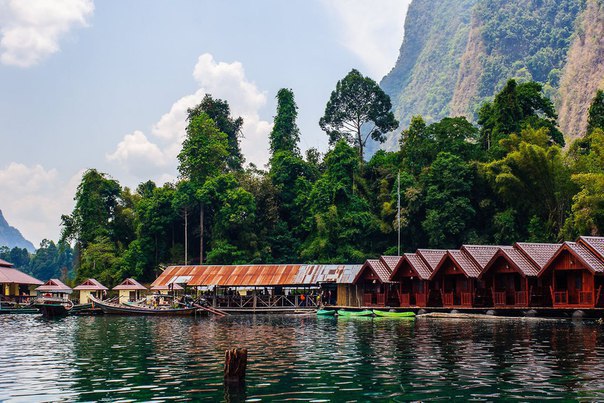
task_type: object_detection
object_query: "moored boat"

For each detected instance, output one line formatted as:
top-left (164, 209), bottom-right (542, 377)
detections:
top-left (337, 309), bottom-right (374, 317)
top-left (372, 309), bottom-right (416, 318)
top-left (89, 295), bottom-right (198, 316)
top-left (34, 297), bottom-right (74, 318)
top-left (317, 308), bottom-right (336, 316)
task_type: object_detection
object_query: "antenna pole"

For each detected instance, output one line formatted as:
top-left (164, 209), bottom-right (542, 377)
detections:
top-left (397, 171), bottom-right (401, 256)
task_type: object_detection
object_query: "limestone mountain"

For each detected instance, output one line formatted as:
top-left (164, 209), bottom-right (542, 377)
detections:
top-left (375, 0), bottom-right (604, 153)
top-left (0, 210), bottom-right (35, 252)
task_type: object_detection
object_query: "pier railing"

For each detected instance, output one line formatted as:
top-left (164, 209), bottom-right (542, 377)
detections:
top-left (212, 295), bottom-right (318, 309)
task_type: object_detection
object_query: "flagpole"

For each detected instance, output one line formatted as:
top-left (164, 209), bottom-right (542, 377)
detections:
top-left (397, 171), bottom-right (401, 256)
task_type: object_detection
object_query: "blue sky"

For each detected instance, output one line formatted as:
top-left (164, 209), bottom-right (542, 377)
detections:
top-left (0, 0), bottom-right (410, 246)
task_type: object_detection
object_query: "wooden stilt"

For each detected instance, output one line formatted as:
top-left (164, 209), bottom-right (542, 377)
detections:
top-left (224, 348), bottom-right (248, 382)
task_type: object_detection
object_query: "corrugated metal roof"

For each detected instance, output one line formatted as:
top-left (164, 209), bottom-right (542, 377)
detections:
top-left (73, 278), bottom-right (108, 291)
top-left (578, 236), bottom-right (604, 259)
top-left (36, 279), bottom-right (72, 292)
top-left (0, 267), bottom-right (43, 285)
top-left (150, 283), bottom-right (183, 291)
top-left (462, 245), bottom-right (513, 269)
top-left (113, 278), bottom-right (147, 290)
top-left (390, 253), bottom-right (432, 281)
top-left (417, 249), bottom-right (447, 271)
top-left (515, 242), bottom-right (561, 270)
top-left (152, 264), bottom-right (363, 288)
top-left (0, 258), bottom-right (13, 268)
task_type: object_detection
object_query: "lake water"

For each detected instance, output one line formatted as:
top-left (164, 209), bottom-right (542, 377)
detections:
top-left (1, 313), bottom-right (604, 401)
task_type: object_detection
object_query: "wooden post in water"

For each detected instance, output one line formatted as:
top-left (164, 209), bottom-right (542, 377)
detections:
top-left (224, 348), bottom-right (247, 382)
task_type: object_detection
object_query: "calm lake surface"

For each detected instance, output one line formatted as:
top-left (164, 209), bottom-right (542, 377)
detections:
top-left (1, 314), bottom-right (604, 402)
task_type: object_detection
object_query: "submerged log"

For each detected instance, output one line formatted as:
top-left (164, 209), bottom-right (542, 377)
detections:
top-left (224, 348), bottom-right (248, 382)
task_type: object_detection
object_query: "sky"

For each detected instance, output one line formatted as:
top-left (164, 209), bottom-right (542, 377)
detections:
top-left (0, 0), bottom-right (411, 247)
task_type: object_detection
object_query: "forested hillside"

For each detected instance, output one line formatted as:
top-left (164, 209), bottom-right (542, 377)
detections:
top-left (376, 0), bottom-right (602, 152)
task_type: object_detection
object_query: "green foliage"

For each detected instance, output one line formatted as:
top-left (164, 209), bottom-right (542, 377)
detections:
top-left (320, 69), bottom-right (398, 160)
top-left (270, 88), bottom-right (301, 155)
top-left (587, 90), bottom-right (604, 135)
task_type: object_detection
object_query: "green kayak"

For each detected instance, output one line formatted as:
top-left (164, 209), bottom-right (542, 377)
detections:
top-left (337, 309), bottom-right (374, 317)
top-left (317, 309), bottom-right (336, 316)
top-left (372, 309), bottom-right (416, 318)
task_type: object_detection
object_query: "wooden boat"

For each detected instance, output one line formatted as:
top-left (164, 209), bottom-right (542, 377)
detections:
top-left (337, 309), bottom-right (374, 317)
top-left (372, 309), bottom-right (416, 318)
top-left (317, 309), bottom-right (336, 316)
top-left (34, 297), bottom-right (74, 318)
top-left (89, 295), bottom-right (197, 316)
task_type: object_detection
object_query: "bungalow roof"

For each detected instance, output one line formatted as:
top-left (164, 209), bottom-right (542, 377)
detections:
top-left (0, 267), bottom-right (43, 285)
top-left (514, 242), bottom-right (561, 270)
top-left (355, 259), bottom-right (393, 284)
top-left (577, 236), bottom-right (604, 259)
top-left (430, 249), bottom-right (482, 279)
top-left (403, 253), bottom-right (432, 280)
top-left (113, 278), bottom-right (147, 291)
top-left (36, 279), bottom-right (72, 293)
top-left (0, 258), bottom-right (13, 268)
top-left (462, 245), bottom-right (513, 270)
top-left (541, 242), bottom-right (604, 275)
top-left (416, 249), bottom-right (447, 271)
top-left (380, 256), bottom-right (403, 272)
top-left (73, 278), bottom-right (108, 291)
top-left (482, 248), bottom-right (540, 278)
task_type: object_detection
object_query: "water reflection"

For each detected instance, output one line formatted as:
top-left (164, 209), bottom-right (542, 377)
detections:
top-left (1, 314), bottom-right (604, 401)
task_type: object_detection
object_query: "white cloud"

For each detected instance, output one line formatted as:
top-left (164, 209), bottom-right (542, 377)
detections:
top-left (0, 0), bottom-right (94, 67)
top-left (321, 0), bottom-right (410, 79)
top-left (0, 162), bottom-right (81, 246)
top-left (107, 53), bottom-right (272, 183)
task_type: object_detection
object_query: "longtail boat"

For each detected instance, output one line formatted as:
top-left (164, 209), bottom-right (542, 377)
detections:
top-left (337, 309), bottom-right (374, 317)
top-left (89, 295), bottom-right (198, 316)
top-left (34, 297), bottom-right (74, 318)
top-left (372, 309), bottom-right (416, 318)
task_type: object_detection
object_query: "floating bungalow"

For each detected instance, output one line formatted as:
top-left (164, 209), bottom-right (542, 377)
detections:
top-left (0, 258), bottom-right (43, 303)
top-left (73, 278), bottom-right (108, 303)
top-left (353, 259), bottom-right (395, 307)
top-left (113, 278), bottom-right (147, 303)
top-left (390, 253), bottom-right (432, 307)
top-left (36, 279), bottom-right (73, 299)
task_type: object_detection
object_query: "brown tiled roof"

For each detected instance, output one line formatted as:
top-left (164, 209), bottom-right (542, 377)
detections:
top-left (0, 258), bottom-right (13, 268)
top-left (73, 278), bottom-right (108, 291)
top-left (417, 249), bottom-right (447, 271)
top-left (356, 259), bottom-right (393, 284)
top-left (36, 279), bottom-right (72, 292)
top-left (483, 248), bottom-right (540, 277)
top-left (404, 253), bottom-right (432, 280)
top-left (462, 245), bottom-right (513, 269)
top-left (380, 256), bottom-right (403, 272)
top-left (113, 278), bottom-right (147, 291)
top-left (0, 267), bottom-right (43, 285)
top-left (561, 242), bottom-right (604, 273)
top-left (578, 236), bottom-right (604, 259)
top-left (446, 250), bottom-right (483, 278)
top-left (515, 242), bottom-right (561, 270)
top-left (152, 264), bottom-right (363, 287)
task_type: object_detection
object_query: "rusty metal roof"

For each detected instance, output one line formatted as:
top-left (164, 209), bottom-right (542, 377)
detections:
top-left (150, 283), bottom-right (184, 291)
top-left (113, 278), bottom-right (147, 290)
top-left (380, 256), bottom-right (403, 272)
top-left (462, 245), bottom-right (513, 270)
top-left (578, 236), bottom-right (604, 259)
top-left (417, 249), bottom-right (447, 271)
top-left (36, 279), bottom-right (72, 293)
top-left (391, 253), bottom-right (432, 281)
top-left (0, 267), bottom-right (43, 285)
top-left (354, 259), bottom-right (393, 284)
top-left (0, 258), bottom-right (13, 268)
top-left (73, 278), bottom-right (108, 291)
top-left (152, 264), bottom-right (363, 288)
top-left (515, 242), bottom-right (561, 270)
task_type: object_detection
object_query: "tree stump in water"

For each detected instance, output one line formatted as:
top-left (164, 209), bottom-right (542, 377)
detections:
top-left (224, 348), bottom-right (247, 382)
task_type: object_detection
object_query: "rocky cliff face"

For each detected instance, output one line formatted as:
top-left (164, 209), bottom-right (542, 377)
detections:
top-left (375, 0), bottom-right (602, 153)
top-left (0, 210), bottom-right (35, 252)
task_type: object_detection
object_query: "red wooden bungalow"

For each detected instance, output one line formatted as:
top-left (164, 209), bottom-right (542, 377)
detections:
top-left (353, 259), bottom-right (393, 307)
top-left (389, 253), bottom-right (432, 307)
top-left (514, 242), bottom-right (561, 305)
top-left (480, 247), bottom-right (540, 307)
top-left (416, 249), bottom-right (447, 306)
top-left (461, 245), bottom-right (512, 306)
top-left (541, 241), bottom-right (604, 308)
top-left (429, 250), bottom-right (482, 307)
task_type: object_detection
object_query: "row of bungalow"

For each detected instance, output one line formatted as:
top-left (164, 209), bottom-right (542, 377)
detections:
top-left (356, 236), bottom-right (604, 310)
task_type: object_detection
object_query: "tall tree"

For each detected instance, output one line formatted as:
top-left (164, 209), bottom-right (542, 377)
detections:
top-left (587, 89), bottom-right (604, 135)
top-left (187, 95), bottom-right (244, 171)
top-left (269, 88), bottom-right (301, 155)
top-left (319, 69), bottom-right (398, 161)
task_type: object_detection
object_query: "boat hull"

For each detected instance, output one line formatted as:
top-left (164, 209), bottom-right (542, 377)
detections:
top-left (34, 303), bottom-right (70, 318)
top-left (337, 309), bottom-right (374, 317)
top-left (373, 310), bottom-right (416, 318)
top-left (90, 296), bottom-right (197, 316)
top-left (317, 309), bottom-right (336, 316)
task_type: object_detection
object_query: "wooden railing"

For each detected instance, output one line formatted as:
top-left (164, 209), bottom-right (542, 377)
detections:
top-left (553, 291), bottom-right (568, 305)
top-left (460, 292), bottom-right (473, 307)
top-left (578, 291), bottom-right (593, 305)
top-left (493, 291), bottom-right (506, 306)
top-left (415, 293), bottom-right (427, 307)
top-left (376, 293), bottom-right (386, 306)
top-left (399, 292), bottom-right (410, 307)
top-left (363, 293), bottom-right (373, 306)
top-left (442, 292), bottom-right (454, 306)
top-left (212, 295), bottom-right (318, 309)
